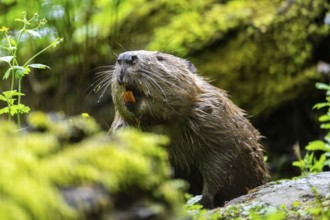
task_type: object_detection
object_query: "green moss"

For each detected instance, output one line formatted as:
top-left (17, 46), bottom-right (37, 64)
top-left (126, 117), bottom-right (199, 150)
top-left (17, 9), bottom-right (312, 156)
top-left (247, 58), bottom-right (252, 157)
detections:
top-left (27, 111), bottom-right (101, 142)
top-left (137, 0), bottom-right (328, 115)
top-left (0, 128), bottom-right (76, 219)
top-left (184, 0), bottom-right (330, 115)
top-left (186, 198), bottom-right (330, 219)
top-left (147, 1), bottom-right (258, 56)
top-left (0, 112), bottom-right (186, 219)
top-left (42, 129), bottom-right (171, 192)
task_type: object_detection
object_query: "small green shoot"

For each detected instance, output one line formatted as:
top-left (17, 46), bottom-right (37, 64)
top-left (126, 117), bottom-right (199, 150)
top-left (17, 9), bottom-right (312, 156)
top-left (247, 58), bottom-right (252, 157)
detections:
top-left (0, 90), bottom-right (30, 121)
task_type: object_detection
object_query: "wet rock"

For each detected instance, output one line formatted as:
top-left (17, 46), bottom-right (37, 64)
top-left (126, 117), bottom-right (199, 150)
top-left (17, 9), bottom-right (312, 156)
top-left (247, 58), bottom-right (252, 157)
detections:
top-left (226, 172), bottom-right (330, 208)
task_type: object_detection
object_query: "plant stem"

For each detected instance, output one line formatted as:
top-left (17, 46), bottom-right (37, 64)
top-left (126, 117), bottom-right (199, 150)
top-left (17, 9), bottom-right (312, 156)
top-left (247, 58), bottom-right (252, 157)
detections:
top-left (23, 41), bottom-right (58, 67)
top-left (10, 67), bottom-right (14, 90)
top-left (4, 32), bottom-right (12, 49)
top-left (0, 45), bottom-right (10, 50)
top-left (6, 96), bottom-right (11, 122)
top-left (6, 31), bottom-right (15, 93)
top-left (14, 24), bottom-right (26, 57)
top-left (17, 79), bottom-right (22, 127)
top-left (12, 23), bottom-right (26, 126)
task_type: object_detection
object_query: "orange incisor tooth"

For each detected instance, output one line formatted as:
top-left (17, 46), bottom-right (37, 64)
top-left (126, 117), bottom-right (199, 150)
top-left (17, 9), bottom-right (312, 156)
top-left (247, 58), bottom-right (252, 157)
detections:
top-left (122, 91), bottom-right (136, 103)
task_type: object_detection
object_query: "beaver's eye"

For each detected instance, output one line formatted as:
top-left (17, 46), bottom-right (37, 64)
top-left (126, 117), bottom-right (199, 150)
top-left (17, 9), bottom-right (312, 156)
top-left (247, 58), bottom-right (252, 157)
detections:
top-left (156, 55), bottom-right (165, 61)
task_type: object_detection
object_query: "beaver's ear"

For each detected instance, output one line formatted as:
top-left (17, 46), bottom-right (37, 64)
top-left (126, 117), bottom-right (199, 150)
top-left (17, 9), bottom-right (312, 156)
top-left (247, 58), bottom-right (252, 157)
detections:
top-left (186, 61), bottom-right (197, 74)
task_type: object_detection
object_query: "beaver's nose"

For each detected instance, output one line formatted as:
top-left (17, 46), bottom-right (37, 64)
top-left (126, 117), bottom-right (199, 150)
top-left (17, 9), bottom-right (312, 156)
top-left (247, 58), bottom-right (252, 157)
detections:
top-left (117, 52), bottom-right (138, 65)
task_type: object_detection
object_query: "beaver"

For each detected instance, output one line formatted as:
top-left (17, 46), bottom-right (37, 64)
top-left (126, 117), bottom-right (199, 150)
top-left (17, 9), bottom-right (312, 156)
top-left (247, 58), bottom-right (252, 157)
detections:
top-left (106, 50), bottom-right (268, 208)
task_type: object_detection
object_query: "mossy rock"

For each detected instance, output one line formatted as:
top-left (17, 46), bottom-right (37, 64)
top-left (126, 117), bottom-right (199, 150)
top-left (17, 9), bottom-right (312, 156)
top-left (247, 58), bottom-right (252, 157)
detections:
top-left (186, 172), bottom-right (330, 219)
top-left (145, 0), bottom-right (330, 116)
top-left (0, 112), bottom-right (187, 220)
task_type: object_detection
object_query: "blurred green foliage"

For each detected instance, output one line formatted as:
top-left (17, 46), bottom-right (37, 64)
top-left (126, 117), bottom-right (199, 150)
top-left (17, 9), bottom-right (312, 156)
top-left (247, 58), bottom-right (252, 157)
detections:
top-left (0, 0), bottom-right (329, 119)
top-left (0, 112), bottom-right (186, 219)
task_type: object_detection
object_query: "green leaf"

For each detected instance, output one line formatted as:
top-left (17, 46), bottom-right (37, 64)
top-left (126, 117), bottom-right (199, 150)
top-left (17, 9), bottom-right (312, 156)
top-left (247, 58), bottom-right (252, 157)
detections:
top-left (18, 104), bottom-right (30, 114)
top-left (13, 66), bottom-right (28, 79)
top-left (9, 104), bottom-right (30, 116)
top-left (3, 67), bottom-right (12, 79)
top-left (2, 90), bottom-right (25, 98)
top-left (311, 154), bottom-right (327, 172)
top-left (313, 102), bottom-right (330, 109)
top-left (186, 195), bottom-right (202, 206)
top-left (9, 37), bottom-right (16, 47)
top-left (315, 82), bottom-right (330, 90)
top-left (319, 114), bottom-right (330, 122)
top-left (0, 107), bottom-right (9, 115)
top-left (25, 67), bottom-right (31, 74)
top-left (321, 123), bottom-right (330, 129)
top-left (8, 106), bottom-right (17, 116)
top-left (324, 134), bottom-right (330, 144)
top-left (0, 95), bottom-right (7, 102)
top-left (26, 30), bottom-right (41, 38)
top-left (0, 56), bottom-right (14, 63)
top-left (305, 140), bottom-right (329, 151)
top-left (292, 160), bottom-right (304, 169)
top-left (28, 64), bottom-right (50, 69)
top-left (2, 90), bottom-right (13, 98)
top-left (324, 159), bottom-right (330, 168)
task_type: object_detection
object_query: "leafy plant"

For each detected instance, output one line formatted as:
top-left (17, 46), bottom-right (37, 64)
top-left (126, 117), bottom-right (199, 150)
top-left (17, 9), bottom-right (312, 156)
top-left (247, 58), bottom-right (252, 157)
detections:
top-left (0, 90), bottom-right (30, 117)
top-left (0, 12), bottom-right (63, 126)
top-left (293, 82), bottom-right (330, 174)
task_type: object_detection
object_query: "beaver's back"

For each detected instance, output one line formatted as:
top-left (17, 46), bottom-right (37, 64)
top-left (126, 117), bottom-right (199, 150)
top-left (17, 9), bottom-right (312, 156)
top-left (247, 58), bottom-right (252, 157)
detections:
top-left (162, 78), bottom-right (268, 208)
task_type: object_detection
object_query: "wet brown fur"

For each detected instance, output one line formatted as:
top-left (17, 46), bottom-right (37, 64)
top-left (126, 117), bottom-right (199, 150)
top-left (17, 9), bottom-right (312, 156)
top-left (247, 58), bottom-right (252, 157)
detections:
top-left (107, 50), bottom-right (269, 208)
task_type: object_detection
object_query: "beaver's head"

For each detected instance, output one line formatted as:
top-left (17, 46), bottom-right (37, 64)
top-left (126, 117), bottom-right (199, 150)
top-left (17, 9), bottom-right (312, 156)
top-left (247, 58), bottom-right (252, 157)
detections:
top-left (110, 50), bottom-right (199, 125)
